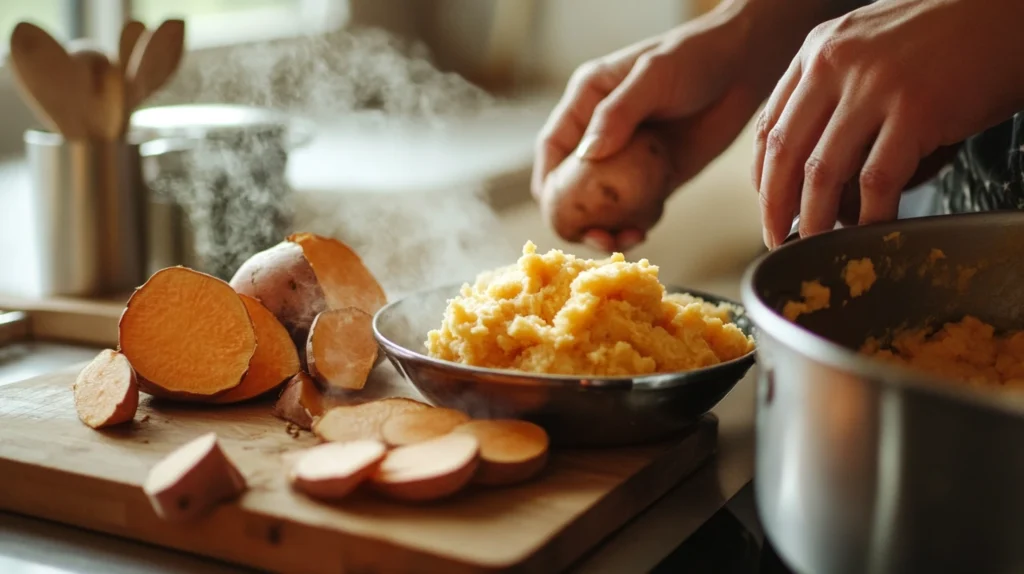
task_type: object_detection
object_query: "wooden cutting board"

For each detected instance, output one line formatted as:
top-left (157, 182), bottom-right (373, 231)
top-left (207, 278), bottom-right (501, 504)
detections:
top-left (0, 365), bottom-right (718, 574)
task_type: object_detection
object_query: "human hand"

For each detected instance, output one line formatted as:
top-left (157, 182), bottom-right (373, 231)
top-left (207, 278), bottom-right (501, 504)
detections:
top-left (754, 0), bottom-right (1024, 249)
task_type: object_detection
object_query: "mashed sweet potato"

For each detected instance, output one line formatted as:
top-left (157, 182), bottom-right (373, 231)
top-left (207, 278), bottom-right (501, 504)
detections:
top-left (424, 242), bottom-right (754, 376)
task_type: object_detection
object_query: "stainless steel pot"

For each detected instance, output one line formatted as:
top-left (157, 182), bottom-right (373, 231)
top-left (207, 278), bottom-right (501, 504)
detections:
top-left (741, 211), bottom-right (1024, 574)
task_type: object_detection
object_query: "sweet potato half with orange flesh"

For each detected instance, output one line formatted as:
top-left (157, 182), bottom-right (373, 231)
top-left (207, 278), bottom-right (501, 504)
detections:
top-left (273, 372), bottom-right (331, 430)
top-left (120, 267), bottom-right (256, 399)
top-left (73, 349), bottom-right (139, 429)
top-left (208, 295), bottom-right (300, 404)
top-left (370, 433), bottom-right (480, 502)
top-left (313, 398), bottom-right (432, 443)
top-left (289, 440), bottom-right (387, 501)
top-left (143, 432), bottom-right (247, 522)
top-left (381, 407), bottom-right (470, 447)
top-left (306, 307), bottom-right (379, 390)
top-left (228, 233), bottom-right (387, 354)
top-left (452, 420), bottom-right (550, 486)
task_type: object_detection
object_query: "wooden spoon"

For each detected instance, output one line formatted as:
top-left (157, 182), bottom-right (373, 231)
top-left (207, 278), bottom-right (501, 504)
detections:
top-left (7, 22), bottom-right (87, 139)
top-left (125, 19), bottom-right (186, 112)
top-left (67, 40), bottom-right (114, 140)
top-left (118, 20), bottom-right (146, 74)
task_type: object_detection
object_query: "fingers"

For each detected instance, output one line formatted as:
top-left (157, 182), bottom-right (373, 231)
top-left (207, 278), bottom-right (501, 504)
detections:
top-left (756, 78), bottom-right (837, 249)
top-left (798, 100), bottom-right (881, 237)
top-left (581, 229), bottom-right (645, 254)
top-left (858, 118), bottom-right (917, 225)
top-left (752, 58), bottom-right (801, 193)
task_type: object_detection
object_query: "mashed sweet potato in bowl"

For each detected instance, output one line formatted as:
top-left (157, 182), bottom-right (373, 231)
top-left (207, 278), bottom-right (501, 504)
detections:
top-left (373, 242), bottom-right (757, 447)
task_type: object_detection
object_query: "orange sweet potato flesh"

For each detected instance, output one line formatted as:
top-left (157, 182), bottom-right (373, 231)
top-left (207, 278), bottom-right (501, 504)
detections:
top-left (381, 407), bottom-right (470, 447)
top-left (306, 307), bottom-right (379, 390)
top-left (452, 420), bottom-right (550, 486)
top-left (208, 295), bottom-right (300, 404)
top-left (288, 233), bottom-right (387, 316)
top-left (120, 267), bottom-right (257, 399)
top-left (272, 372), bottom-right (331, 430)
top-left (73, 349), bottom-right (139, 429)
top-left (313, 398), bottom-right (432, 443)
top-left (370, 433), bottom-right (480, 502)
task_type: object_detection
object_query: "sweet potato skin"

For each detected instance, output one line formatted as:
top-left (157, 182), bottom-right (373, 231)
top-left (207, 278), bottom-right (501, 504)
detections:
top-left (143, 432), bottom-right (247, 522)
top-left (272, 372), bottom-right (326, 430)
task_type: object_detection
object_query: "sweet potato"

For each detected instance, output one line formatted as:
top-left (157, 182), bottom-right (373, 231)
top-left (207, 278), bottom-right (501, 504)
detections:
top-left (228, 233), bottom-right (387, 357)
top-left (143, 432), bottom-right (246, 522)
top-left (313, 398), bottom-right (432, 443)
top-left (452, 420), bottom-right (549, 486)
top-left (370, 433), bottom-right (479, 502)
top-left (540, 127), bottom-right (675, 244)
top-left (380, 407), bottom-right (470, 447)
top-left (288, 440), bottom-right (387, 501)
top-left (209, 295), bottom-right (300, 404)
top-left (272, 372), bottom-right (329, 430)
top-left (72, 349), bottom-right (138, 429)
top-left (120, 267), bottom-right (257, 399)
top-left (306, 307), bottom-right (379, 390)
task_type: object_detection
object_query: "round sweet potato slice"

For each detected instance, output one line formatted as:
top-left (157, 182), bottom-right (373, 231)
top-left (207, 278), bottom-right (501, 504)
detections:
top-left (370, 433), bottom-right (480, 502)
top-left (380, 407), bottom-right (470, 447)
top-left (119, 267), bottom-right (256, 399)
top-left (306, 307), bottom-right (379, 390)
top-left (289, 440), bottom-right (387, 501)
top-left (451, 420), bottom-right (549, 486)
top-left (313, 398), bottom-right (432, 443)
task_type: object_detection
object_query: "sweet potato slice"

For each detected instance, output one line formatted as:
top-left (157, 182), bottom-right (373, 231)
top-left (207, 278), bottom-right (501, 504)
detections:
top-left (143, 432), bottom-right (246, 522)
top-left (370, 433), bottom-right (480, 502)
top-left (288, 232), bottom-right (387, 316)
top-left (73, 349), bottom-right (139, 429)
top-left (229, 240), bottom-right (327, 350)
top-left (288, 440), bottom-right (387, 500)
top-left (209, 295), bottom-right (300, 404)
top-left (120, 267), bottom-right (256, 399)
top-left (306, 307), bottom-right (379, 390)
top-left (313, 398), bottom-right (432, 443)
top-left (272, 372), bottom-right (329, 430)
top-left (452, 420), bottom-right (550, 486)
top-left (381, 407), bottom-right (470, 447)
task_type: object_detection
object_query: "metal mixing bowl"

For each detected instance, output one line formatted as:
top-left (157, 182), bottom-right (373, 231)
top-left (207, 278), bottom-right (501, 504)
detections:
top-left (373, 283), bottom-right (756, 447)
top-left (742, 211), bottom-right (1024, 574)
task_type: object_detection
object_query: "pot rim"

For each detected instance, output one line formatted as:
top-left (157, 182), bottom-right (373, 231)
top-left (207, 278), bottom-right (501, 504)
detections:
top-left (740, 212), bottom-right (1024, 419)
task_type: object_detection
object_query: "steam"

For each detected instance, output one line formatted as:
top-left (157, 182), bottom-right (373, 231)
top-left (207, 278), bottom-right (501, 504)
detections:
top-left (145, 26), bottom-right (516, 288)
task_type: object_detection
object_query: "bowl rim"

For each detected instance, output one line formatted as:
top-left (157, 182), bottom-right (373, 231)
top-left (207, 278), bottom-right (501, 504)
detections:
top-left (740, 212), bottom-right (1024, 418)
top-left (372, 282), bottom-right (757, 390)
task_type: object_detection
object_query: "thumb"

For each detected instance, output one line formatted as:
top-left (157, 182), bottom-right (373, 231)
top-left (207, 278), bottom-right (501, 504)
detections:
top-left (575, 59), bottom-right (659, 162)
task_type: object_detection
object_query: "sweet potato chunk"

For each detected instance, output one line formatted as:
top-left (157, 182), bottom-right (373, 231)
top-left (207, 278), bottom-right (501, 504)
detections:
top-left (289, 440), bottom-right (387, 501)
top-left (143, 432), bottom-right (246, 522)
top-left (313, 398), bottom-right (432, 443)
top-left (306, 307), bottom-right (379, 390)
top-left (120, 267), bottom-right (256, 399)
top-left (209, 295), bottom-right (300, 404)
top-left (272, 372), bottom-right (329, 430)
top-left (370, 433), bottom-right (479, 502)
top-left (452, 420), bottom-right (549, 486)
top-left (229, 240), bottom-right (327, 350)
top-left (288, 232), bottom-right (387, 317)
top-left (73, 349), bottom-right (138, 429)
top-left (381, 407), bottom-right (470, 447)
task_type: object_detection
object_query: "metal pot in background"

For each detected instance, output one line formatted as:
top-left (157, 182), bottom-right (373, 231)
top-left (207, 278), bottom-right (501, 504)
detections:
top-left (741, 212), bottom-right (1024, 574)
top-left (132, 104), bottom-right (315, 280)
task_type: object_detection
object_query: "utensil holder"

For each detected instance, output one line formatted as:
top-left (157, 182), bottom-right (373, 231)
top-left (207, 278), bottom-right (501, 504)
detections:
top-left (26, 130), bottom-right (148, 297)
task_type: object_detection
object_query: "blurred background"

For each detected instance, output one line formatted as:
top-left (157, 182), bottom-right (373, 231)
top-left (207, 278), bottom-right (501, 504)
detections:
top-left (0, 0), bottom-right (760, 298)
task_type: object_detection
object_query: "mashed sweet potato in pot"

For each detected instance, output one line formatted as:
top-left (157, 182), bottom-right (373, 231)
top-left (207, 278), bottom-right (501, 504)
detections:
top-left (425, 242), bottom-right (754, 376)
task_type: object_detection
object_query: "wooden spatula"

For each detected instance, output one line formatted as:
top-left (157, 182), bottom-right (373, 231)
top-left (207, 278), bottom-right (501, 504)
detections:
top-left (7, 22), bottom-right (87, 139)
top-left (125, 19), bottom-right (186, 112)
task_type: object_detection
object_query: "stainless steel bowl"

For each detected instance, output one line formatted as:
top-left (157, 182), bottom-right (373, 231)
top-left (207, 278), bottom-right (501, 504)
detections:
top-left (742, 211), bottom-right (1024, 574)
top-left (373, 283), bottom-right (756, 447)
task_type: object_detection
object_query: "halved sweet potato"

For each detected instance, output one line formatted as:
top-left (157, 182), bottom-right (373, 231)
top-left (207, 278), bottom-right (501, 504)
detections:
top-left (307, 308), bottom-right (379, 390)
top-left (370, 433), bottom-right (480, 502)
top-left (381, 407), bottom-right (470, 447)
top-left (120, 267), bottom-right (256, 399)
top-left (452, 420), bottom-right (549, 486)
top-left (272, 372), bottom-right (329, 430)
top-left (287, 232), bottom-right (387, 317)
top-left (209, 295), bottom-right (300, 404)
top-left (289, 440), bottom-right (387, 501)
top-left (143, 432), bottom-right (247, 522)
top-left (313, 398), bottom-right (432, 443)
top-left (73, 349), bottom-right (139, 429)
